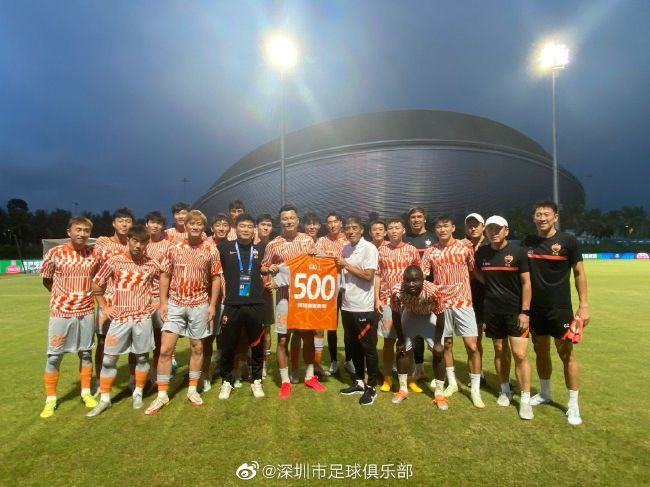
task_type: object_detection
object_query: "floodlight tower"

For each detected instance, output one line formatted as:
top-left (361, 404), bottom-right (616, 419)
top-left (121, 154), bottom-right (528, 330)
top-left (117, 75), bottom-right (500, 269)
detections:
top-left (540, 41), bottom-right (569, 228)
top-left (265, 32), bottom-right (298, 207)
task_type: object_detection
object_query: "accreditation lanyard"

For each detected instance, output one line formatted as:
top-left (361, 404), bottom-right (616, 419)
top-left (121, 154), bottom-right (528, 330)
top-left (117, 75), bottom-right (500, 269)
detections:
top-left (235, 242), bottom-right (254, 297)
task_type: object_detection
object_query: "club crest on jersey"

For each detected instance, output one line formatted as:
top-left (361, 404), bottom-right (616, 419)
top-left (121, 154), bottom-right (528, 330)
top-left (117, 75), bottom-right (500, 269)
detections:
top-left (425, 239), bottom-right (432, 246)
top-left (252, 249), bottom-right (259, 258)
top-left (504, 255), bottom-right (513, 266)
top-left (308, 263), bottom-right (318, 271)
top-left (551, 243), bottom-right (562, 255)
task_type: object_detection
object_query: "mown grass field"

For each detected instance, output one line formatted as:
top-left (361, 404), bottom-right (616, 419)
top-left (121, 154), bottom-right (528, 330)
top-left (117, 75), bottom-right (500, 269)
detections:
top-left (0, 261), bottom-right (648, 486)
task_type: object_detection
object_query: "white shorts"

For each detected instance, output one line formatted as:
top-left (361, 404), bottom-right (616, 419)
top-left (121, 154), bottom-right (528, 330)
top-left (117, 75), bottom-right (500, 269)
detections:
top-left (378, 304), bottom-right (397, 339)
top-left (162, 302), bottom-right (210, 339)
top-left (47, 314), bottom-right (95, 354)
top-left (105, 319), bottom-right (155, 355)
top-left (402, 310), bottom-right (439, 351)
top-left (443, 306), bottom-right (478, 338)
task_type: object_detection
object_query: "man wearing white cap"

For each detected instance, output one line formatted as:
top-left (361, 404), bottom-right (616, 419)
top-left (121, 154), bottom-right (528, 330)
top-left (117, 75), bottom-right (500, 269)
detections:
top-left (474, 216), bottom-right (534, 420)
top-left (464, 213), bottom-right (489, 386)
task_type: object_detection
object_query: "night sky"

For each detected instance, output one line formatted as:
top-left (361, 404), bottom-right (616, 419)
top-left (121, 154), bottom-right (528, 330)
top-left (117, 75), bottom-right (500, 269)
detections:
top-left (1, 0), bottom-right (648, 217)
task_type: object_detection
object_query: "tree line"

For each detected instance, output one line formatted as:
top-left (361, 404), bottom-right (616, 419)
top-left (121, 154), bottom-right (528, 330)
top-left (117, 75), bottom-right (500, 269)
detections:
top-left (1, 198), bottom-right (649, 259)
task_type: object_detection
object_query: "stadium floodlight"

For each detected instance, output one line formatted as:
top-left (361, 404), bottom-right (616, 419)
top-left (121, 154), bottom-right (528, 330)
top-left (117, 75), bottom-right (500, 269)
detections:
top-left (540, 41), bottom-right (570, 229)
top-left (265, 33), bottom-right (298, 71)
top-left (540, 42), bottom-right (569, 70)
top-left (264, 32), bottom-right (299, 207)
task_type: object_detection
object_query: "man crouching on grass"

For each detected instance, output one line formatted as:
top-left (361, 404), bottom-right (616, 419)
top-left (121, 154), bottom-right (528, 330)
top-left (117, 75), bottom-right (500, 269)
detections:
top-left (390, 266), bottom-right (448, 410)
top-left (145, 210), bottom-right (222, 415)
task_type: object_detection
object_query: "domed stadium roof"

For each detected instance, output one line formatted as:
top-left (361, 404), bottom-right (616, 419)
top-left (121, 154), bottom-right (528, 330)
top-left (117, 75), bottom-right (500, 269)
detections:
top-left (209, 109), bottom-right (559, 188)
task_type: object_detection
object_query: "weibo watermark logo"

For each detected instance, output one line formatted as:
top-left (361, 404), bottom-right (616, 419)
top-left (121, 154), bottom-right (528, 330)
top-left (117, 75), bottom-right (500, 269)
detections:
top-left (236, 462), bottom-right (259, 480)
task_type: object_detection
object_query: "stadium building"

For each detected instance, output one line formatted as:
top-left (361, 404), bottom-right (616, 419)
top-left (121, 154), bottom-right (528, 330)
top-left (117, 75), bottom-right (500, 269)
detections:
top-left (194, 110), bottom-right (584, 220)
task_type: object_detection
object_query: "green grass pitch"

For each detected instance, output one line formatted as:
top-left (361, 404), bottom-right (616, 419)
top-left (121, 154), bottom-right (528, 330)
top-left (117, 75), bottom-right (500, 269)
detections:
top-left (0, 261), bottom-right (648, 486)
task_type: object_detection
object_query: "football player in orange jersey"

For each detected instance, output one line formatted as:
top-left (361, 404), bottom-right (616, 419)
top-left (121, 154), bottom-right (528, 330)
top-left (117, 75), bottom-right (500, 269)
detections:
top-left (202, 213), bottom-right (230, 391)
top-left (255, 213), bottom-right (275, 378)
top-left (39, 216), bottom-right (100, 418)
top-left (94, 208), bottom-right (134, 389)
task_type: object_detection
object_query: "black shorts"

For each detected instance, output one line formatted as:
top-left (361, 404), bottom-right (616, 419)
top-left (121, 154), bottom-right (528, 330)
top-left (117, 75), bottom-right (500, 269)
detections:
top-left (484, 312), bottom-right (529, 339)
top-left (530, 306), bottom-right (573, 340)
top-left (472, 302), bottom-right (484, 324)
top-left (262, 293), bottom-right (274, 326)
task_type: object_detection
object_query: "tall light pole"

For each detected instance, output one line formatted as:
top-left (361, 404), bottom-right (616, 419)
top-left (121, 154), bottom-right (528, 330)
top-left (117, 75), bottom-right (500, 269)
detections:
top-left (181, 177), bottom-right (189, 201)
top-left (541, 41), bottom-right (569, 228)
top-left (265, 32), bottom-right (298, 207)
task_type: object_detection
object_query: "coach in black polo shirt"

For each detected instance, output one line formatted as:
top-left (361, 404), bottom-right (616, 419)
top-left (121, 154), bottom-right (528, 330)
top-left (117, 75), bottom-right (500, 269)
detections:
top-left (217, 213), bottom-right (267, 400)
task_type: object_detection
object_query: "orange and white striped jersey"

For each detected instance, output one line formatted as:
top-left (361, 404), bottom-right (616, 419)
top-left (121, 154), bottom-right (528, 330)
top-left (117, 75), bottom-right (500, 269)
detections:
top-left (144, 237), bottom-right (171, 297)
top-left (165, 227), bottom-right (208, 243)
top-left (420, 239), bottom-right (474, 309)
top-left (41, 243), bottom-right (102, 318)
top-left (315, 233), bottom-right (348, 257)
top-left (162, 239), bottom-right (222, 307)
top-left (373, 240), bottom-right (388, 250)
top-left (203, 237), bottom-right (227, 302)
top-left (94, 236), bottom-right (128, 303)
top-left (261, 232), bottom-right (315, 302)
top-left (93, 254), bottom-right (163, 322)
top-left (377, 242), bottom-right (420, 302)
top-left (391, 280), bottom-right (444, 315)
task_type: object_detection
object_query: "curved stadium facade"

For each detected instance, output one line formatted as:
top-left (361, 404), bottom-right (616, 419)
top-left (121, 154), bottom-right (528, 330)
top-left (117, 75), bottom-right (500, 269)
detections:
top-left (195, 110), bottom-right (584, 221)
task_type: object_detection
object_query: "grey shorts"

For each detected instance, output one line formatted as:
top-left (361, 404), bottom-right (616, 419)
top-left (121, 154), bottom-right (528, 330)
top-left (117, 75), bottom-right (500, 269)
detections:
top-left (96, 307), bottom-right (111, 335)
top-left (274, 298), bottom-right (289, 334)
top-left (402, 310), bottom-right (440, 351)
top-left (378, 304), bottom-right (397, 339)
top-left (151, 297), bottom-right (164, 329)
top-left (162, 302), bottom-right (210, 339)
top-left (105, 319), bottom-right (155, 355)
top-left (442, 306), bottom-right (478, 338)
top-left (47, 314), bottom-right (95, 354)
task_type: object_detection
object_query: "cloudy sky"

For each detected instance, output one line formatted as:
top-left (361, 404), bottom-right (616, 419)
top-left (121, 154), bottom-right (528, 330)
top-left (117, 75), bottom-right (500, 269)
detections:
top-left (1, 0), bottom-right (648, 217)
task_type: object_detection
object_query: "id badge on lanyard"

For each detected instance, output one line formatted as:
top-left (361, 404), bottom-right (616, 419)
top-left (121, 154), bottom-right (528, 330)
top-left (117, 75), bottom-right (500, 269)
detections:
top-left (239, 273), bottom-right (251, 297)
top-left (235, 242), bottom-right (254, 297)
